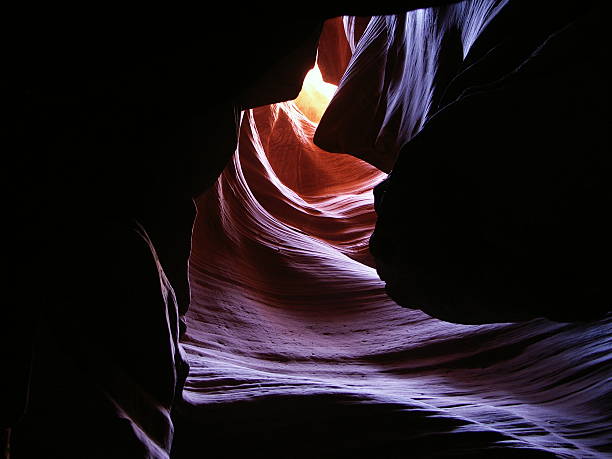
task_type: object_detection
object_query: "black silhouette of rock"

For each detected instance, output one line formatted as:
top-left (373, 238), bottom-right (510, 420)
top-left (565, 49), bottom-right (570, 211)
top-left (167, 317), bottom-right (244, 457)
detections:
top-left (371, 3), bottom-right (610, 323)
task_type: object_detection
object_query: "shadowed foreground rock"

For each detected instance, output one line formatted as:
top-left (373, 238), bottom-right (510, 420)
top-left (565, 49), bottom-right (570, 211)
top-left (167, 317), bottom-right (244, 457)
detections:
top-left (369, 3), bottom-right (610, 323)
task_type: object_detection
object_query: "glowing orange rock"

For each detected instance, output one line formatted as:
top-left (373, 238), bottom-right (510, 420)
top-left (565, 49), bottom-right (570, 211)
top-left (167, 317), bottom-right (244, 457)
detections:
top-left (294, 64), bottom-right (337, 124)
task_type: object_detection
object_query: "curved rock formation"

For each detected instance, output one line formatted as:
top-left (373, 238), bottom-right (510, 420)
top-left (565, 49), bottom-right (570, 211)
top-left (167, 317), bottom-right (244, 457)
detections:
top-left (315, 2), bottom-right (503, 171)
top-left (316, 1), bottom-right (610, 323)
top-left (5, 3), bottom-right (610, 458)
top-left (175, 65), bottom-right (611, 457)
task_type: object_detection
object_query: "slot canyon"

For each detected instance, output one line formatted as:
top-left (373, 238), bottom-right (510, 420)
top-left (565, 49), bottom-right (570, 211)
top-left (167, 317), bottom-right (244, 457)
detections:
top-left (3, 2), bottom-right (611, 458)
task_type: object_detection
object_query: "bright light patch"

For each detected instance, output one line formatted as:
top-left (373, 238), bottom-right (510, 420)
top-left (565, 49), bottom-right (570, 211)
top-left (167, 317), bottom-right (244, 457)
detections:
top-left (294, 64), bottom-right (337, 124)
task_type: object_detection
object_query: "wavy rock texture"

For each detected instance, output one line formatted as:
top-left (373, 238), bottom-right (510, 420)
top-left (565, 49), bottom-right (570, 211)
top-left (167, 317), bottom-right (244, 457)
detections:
top-left (313, 1), bottom-right (611, 324)
top-left (176, 65), bottom-right (612, 457)
top-left (315, 1), bottom-right (509, 171)
top-left (6, 3), bottom-right (610, 458)
top-left (344, 2), bottom-right (610, 324)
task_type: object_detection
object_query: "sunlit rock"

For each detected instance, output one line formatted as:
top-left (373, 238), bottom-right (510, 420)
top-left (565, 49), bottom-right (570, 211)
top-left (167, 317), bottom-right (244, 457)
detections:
top-left (294, 64), bottom-right (337, 123)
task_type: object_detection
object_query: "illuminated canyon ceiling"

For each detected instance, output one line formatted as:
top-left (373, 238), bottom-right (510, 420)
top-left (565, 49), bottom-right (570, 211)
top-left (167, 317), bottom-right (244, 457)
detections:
top-left (5, 2), bottom-right (610, 458)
